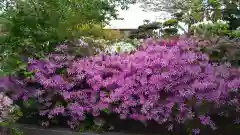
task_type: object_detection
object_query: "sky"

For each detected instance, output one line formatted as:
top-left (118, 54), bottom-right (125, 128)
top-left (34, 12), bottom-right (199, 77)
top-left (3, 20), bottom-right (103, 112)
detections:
top-left (105, 4), bottom-right (172, 29)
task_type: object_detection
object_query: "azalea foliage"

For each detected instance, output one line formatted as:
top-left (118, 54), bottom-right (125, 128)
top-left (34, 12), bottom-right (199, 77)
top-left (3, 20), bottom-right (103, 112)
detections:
top-left (196, 36), bottom-right (240, 67)
top-left (0, 38), bottom-right (240, 134)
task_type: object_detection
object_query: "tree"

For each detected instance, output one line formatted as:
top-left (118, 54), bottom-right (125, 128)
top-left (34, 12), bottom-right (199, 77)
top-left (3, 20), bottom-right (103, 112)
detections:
top-left (222, 0), bottom-right (240, 30)
top-left (126, 0), bottom-right (239, 34)
top-left (128, 0), bottom-right (224, 27)
top-left (0, 0), bottom-right (127, 75)
top-left (162, 19), bottom-right (179, 36)
top-left (129, 22), bottom-right (162, 39)
top-left (124, 0), bottom-right (205, 32)
top-left (143, 19), bottom-right (150, 24)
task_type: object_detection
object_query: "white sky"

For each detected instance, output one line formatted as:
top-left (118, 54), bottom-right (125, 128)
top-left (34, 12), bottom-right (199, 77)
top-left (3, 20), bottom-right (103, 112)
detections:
top-left (105, 4), bottom-right (172, 29)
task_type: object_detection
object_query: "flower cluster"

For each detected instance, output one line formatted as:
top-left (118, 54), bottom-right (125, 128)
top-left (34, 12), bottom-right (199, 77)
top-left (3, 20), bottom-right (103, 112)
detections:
top-left (0, 93), bottom-right (14, 122)
top-left (0, 37), bottom-right (239, 133)
top-left (0, 93), bottom-right (12, 134)
top-left (191, 20), bottom-right (229, 36)
top-left (191, 20), bottom-right (229, 28)
top-left (61, 37), bottom-right (107, 57)
top-left (0, 92), bottom-right (22, 135)
top-left (105, 41), bottom-right (137, 54)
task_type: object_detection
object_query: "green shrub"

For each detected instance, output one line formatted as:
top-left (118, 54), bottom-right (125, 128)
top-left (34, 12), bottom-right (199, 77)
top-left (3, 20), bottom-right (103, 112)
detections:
top-left (0, 0), bottom-right (118, 75)
top-left (231, 30), bottom-right (240, 38)
top-left (191, 20), bottom-right (230, 37)
top-left (197, 36), bottom-right (240, 67)
top-left (163, 19), bottom-right (178, 27)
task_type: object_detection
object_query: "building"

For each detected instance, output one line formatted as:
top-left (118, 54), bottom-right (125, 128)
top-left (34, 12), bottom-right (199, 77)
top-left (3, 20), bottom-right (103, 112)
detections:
top-left (103, 4), bottom-right (187, 37)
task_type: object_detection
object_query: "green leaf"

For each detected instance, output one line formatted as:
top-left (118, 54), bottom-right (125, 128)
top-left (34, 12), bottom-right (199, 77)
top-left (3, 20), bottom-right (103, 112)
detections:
top-left (24, 98), bottom-right (36, 108)
top-left (0, 0), bottom-right (121, 74)
top-left (103, 108), bottom-right (110, 114)
top-left (55, 101), bottom-right (63, 106)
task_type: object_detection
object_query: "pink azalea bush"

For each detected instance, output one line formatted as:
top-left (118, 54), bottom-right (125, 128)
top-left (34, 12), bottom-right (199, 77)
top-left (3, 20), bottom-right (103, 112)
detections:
top-left (0, 38), bottom-right (239, 133)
